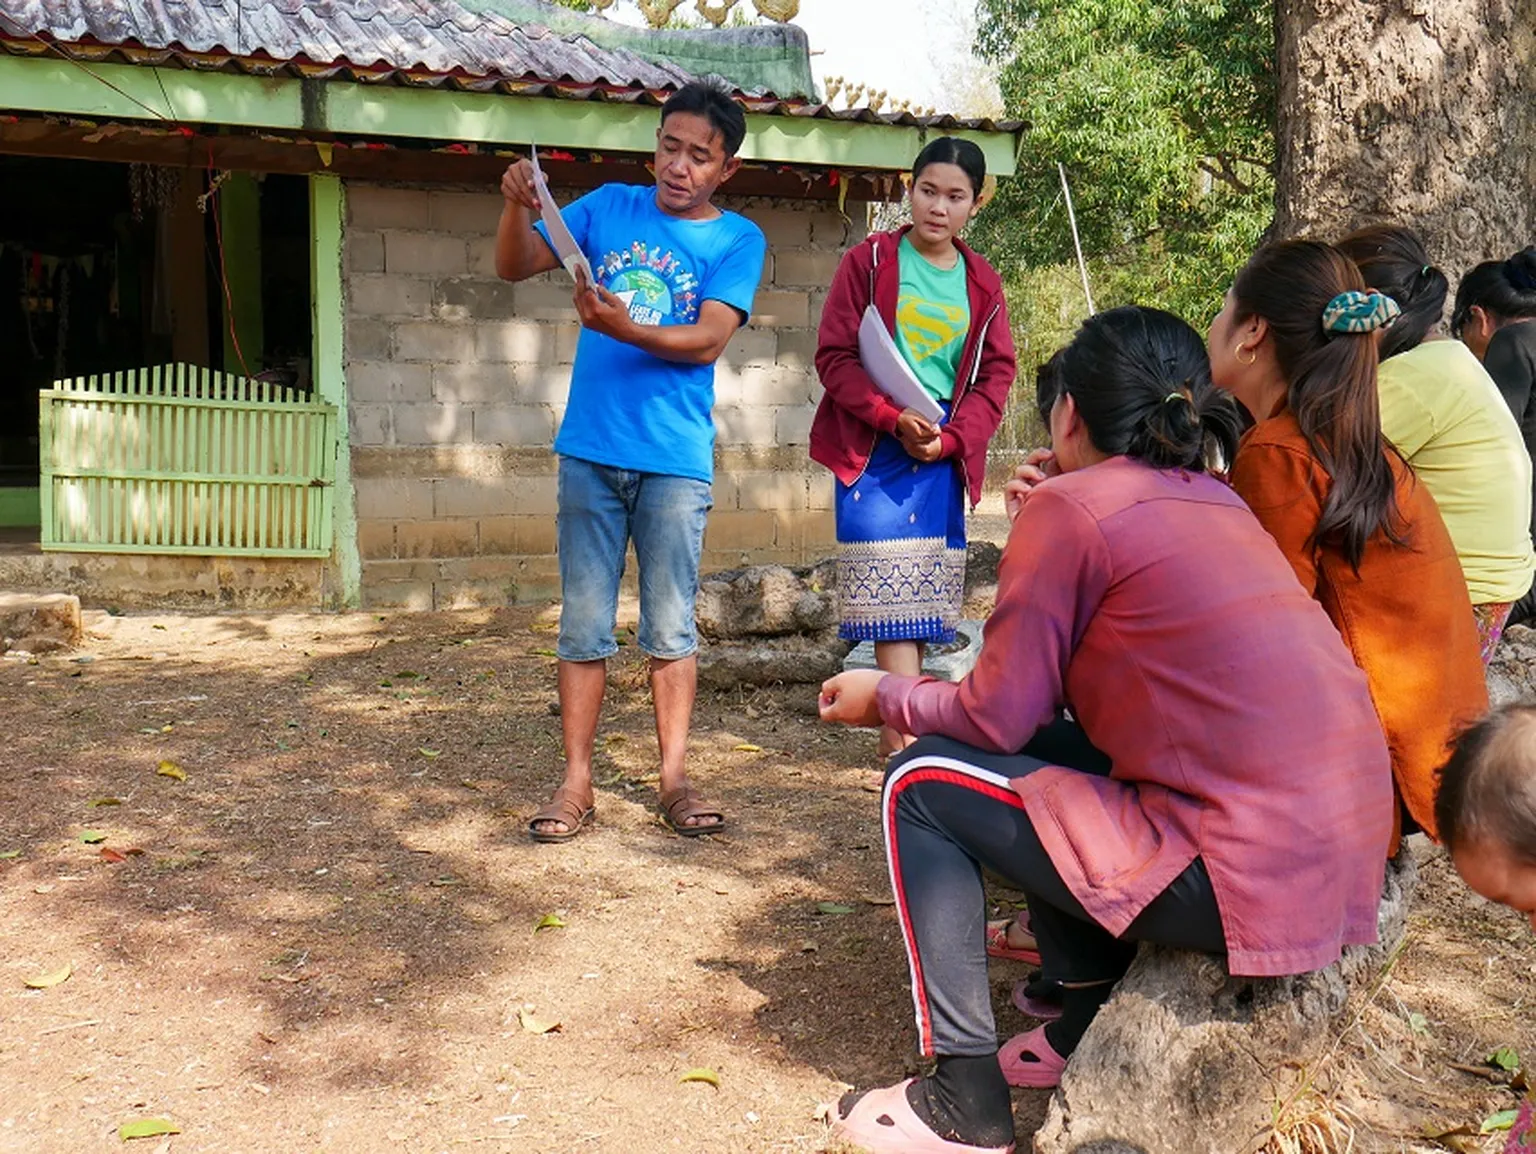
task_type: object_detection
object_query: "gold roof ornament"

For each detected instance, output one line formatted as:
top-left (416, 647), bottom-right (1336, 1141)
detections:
top-left (695, 0), bottom-right (738, 26)
top-left (753, 0), bottom-right (800, 20)
top-left (823, 74), bottom-right (843, 103)
top-left (637, 0), bottom-right (687, 27)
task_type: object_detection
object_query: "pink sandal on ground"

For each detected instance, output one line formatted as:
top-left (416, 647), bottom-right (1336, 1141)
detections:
top-left (1010, 979), bottom-right (1064, 1022)
top-left (831, 1080), bottom-right (1015, 1153)
top-left (984, 914), bottom-right (1042, 966)
top-left (998, 1025), bottom-right (1068, 1089)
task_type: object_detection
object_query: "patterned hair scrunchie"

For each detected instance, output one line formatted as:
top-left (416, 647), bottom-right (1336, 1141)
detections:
top-left (1321, 290), bottom-right (1401, 335)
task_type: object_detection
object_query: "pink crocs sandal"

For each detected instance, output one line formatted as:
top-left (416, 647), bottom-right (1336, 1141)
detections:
top-left (998, 1025), bottom-right (1067, 1089)
top-left (1010, 978), bottom-right (1064, 1022)
top-left (983, 914), bottom-right (1041, 966)
top-left (831, 1080), bottom-right (1015, 1154)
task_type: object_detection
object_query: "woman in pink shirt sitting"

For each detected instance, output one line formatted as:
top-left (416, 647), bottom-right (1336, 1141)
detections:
top-left (817, 306), bottom-right (1394, 1154)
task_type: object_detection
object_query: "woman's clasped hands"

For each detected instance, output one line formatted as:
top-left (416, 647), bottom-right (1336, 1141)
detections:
top-left (893, 408), bottom-right (944, 463)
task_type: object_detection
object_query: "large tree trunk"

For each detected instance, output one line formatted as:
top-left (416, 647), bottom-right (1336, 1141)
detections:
top-left (1275, 0), bottom-right (1536, 278)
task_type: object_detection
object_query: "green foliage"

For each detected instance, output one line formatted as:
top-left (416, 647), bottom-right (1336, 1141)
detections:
top-left (970, 0), bottom-right (1276, 386)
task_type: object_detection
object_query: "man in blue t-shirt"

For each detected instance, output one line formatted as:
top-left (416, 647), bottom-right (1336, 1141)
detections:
top-left (496, 80), bottom-right (767, 844)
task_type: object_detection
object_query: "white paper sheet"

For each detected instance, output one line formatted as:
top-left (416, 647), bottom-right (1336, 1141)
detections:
top-left (857, 305), bottom-right (945, 423)
top-left (531, 145), bottom-right (594, 285)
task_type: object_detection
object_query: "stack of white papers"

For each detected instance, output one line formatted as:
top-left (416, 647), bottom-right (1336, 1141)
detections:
top-left (857, 305), bottom-right (944, 423)
top-left (531, 145), bottom-right (594, 285)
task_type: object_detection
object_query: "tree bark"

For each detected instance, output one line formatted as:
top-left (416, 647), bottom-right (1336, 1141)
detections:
top-left (1274, 0), bottom-right (1536, 279)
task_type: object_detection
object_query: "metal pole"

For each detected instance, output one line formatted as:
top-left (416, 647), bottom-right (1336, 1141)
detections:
top-left (1058, 162), bottom-right (1096, 316)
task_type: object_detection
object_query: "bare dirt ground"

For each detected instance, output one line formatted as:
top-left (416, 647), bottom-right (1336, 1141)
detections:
top-left (1, 604), bottom-right (1532, 1154)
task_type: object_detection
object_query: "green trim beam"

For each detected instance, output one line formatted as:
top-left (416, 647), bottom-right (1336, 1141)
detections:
top-left (219, 172), bottom-right (265, 376)
top-left (0, 55), bottom-right (1020, 176)
top-left (309, 172), bottom-right (361, 608)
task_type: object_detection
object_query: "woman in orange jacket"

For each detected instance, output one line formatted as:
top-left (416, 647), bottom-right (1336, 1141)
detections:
top-left (1207, 239), bottom-right (1488, 846)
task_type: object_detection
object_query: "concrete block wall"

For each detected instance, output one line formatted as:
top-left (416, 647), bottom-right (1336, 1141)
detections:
top-left (343, 180), bottom-right (865, 610)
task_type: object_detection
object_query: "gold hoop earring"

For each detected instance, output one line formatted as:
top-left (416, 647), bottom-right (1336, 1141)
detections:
top-left (1235, 343), bottom-right (1257, 366)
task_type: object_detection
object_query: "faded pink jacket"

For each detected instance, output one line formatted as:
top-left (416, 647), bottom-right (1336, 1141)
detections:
top-left (876, 457), bottom-right (1394, 977)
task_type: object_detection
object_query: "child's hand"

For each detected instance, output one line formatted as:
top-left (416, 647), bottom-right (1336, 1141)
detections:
top-left (818, 670), bottom-right (888, 727)
top-left (1004, 448), bottom-right (1060, 522)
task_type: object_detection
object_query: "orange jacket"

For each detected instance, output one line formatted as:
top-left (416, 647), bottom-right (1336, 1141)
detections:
top-left (1230, 411), bottom-right (1488, 848)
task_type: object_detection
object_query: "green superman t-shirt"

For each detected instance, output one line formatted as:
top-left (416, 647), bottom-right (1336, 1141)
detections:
top-left (894, 235), bottom-right (971, 403)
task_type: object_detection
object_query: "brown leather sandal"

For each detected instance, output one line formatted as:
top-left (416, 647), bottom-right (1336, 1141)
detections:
top-left (658, 784), bottom-right (725, 837)
top-left (527, 786), bottom-right (594, 843)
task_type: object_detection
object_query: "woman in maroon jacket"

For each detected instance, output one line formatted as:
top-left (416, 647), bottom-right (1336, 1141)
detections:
top-left (810, 138), bottom-right (1017, 759)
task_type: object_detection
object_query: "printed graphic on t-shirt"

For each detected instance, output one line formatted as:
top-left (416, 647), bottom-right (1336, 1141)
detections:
top-left (898, 292), bottom-right (968, 361)
top-left (596, 241), bottom-right (701, 326)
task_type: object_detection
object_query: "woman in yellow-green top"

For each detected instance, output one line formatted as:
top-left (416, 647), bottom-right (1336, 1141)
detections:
top-left (1338, 225), bottom-right (1536, 661)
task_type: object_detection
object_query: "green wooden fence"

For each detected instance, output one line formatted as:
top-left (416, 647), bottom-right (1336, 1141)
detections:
top-left (39, 364), bottom-right (337, 557)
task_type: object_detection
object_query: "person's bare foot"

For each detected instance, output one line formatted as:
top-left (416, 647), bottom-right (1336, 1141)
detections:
top-left (986, 914), bottom-right (1038, 954)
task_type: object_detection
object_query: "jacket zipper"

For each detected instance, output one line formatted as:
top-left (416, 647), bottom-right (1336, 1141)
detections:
top-left (849, 240), bottom-right (884, 486)
top-left (953, 303), bottom-right (999, 506)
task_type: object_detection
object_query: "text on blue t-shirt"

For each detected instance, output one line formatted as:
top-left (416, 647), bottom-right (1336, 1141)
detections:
top-left (533, 182), bottom-right (767, 483)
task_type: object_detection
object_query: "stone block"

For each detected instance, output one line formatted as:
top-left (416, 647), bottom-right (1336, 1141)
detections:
top-left (363, 578), bottom-right (435, 611)
top-left (773, 249), bottom-right (843, 288)
top-left (724, 366), bottom-right (813, 407)
top-left (697, 631), bottom-right (849, 689)
top-left (478, 515), bottom-right (557, 556)
top-left (477, 319), bottom-right (579, 365)
top-left (751, 290), bottom-right (811, 329)
top-left (811, 212), bottom-right (855, 248)
top-left (807, 472), bottom-right (835, 511)
top-left (733, 471), bottom-right (809, 512)
top-left (695, 564), bottom-right (837, 639)
top-left (513, 279), bottom-right (580, 320)
top-left (749, 207), bottom-right (813, 248)
top-left (346, 318), bottom-right (393, 361)
top-left (468, 236), bottom-right (500, 278)
top-left (346, 232), bottom-right (385, 274)
top-left (436, 475), bottom-right (556, 519)
top-left (714, 405), bottom-right (779, 447)
top-left (384, 232), bottom-right (468, 276)
top-left (348, 186), bottom-right (430, 230)
top-left (704, 510), bottom-right (778, 551)
top-left (428, 190), bottom-right (505, 235)
top-left (721, 327), bottom-right (779, 370)
top-left (349, 275), bottom-right (432, 319)
top-left (349, 404), bottom-right (393, 446)
top-left (775, 404), bottom-right (816, 446)
top-left (0, 592), bottom-right (82, 654)
top-left (393, 321), bottom-right (476, 364)
top-left (354, 477), bottom-right (434, 521)
top-left (433, 362), bottom-right (519, 405)
top-left (434, 278), bottom-right (520, 322)
top-left (776, 328), bottom-right (819, 370)
top-left (396, 519), bottom-right (478, 559)
top-left (356, 519), bottom-right (396, 560)
top-left (474, 405), bottom-right (555, 447)
top-left (348, 361), bottom-right (433, 403)
top-left (393, 403), bottom-right (472, 446)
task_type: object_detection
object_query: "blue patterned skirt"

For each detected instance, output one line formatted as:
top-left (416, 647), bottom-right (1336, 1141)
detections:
top-left (835, 423), bottom-right (966, 644)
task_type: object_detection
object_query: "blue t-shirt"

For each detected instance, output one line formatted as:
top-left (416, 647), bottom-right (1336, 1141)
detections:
top-left (534, 183), bottom-right (767, 482)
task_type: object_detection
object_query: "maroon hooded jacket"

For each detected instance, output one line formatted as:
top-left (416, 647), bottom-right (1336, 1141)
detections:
top-left (808, 225), bottom-right (1017, 508)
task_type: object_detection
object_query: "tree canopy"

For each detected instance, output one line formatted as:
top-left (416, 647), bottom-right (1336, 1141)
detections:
top-left (968, 0), bottom-right (1275, 365)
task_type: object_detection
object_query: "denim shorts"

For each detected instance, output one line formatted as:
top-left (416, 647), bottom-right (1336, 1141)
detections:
top-left (556, 455), bottom-right (713, 662)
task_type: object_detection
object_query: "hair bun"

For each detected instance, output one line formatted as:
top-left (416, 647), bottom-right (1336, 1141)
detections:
top-left (1322, 290), bottom-right (1401, 334)
top-left (1506, 248), bottom-right (1536, 293)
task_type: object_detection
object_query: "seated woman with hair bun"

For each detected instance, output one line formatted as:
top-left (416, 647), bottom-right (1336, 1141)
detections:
top-left (816, 306), bottom-right (1394, 1154)
top-left (1208, 239), bottom-right (1489, 851)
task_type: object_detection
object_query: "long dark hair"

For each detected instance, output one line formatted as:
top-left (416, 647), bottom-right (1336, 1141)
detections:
top-left (912, 137), bottom-right (986, 198)
top-left (1231, 240), bottom-right (1402, 568)
top-left (1451, 247), bottom-right (1536, 335)
top-left (1044, 306), bottom-right (1242, 473)
top-left (1336, 225), bottom-right (1449, 359)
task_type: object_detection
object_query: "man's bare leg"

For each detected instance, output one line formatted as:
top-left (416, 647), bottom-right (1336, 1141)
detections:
top-left (532, 658), bottom-right (605, 836)
top-left (652, 654), bottom-right (717, 829)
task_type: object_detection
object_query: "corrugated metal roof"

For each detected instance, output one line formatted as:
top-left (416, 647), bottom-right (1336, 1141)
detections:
top-left (0, 1), bottom-right (1025, 133)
